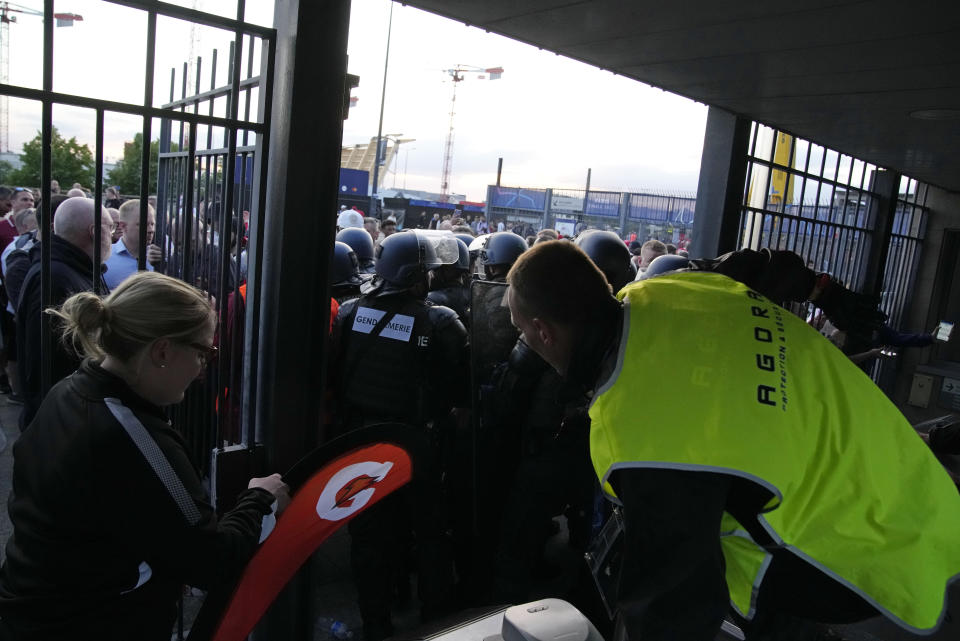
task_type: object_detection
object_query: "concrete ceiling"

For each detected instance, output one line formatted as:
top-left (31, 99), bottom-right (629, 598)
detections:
top-left (401, 0), bottom-right (960, 192)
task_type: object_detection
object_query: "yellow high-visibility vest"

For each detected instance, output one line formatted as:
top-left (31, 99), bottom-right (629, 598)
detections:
top-left (589, 272), bottom-right (960, 632)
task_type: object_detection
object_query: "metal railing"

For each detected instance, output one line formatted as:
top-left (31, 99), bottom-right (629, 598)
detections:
top-left (0, 0), bottom-right (274, 472)
top-left (485, 183), bottom-right (697, 239)
top-left (737, 123), bottom-right (929, 390)
top-left (155, 28), bottom-right (274, 471)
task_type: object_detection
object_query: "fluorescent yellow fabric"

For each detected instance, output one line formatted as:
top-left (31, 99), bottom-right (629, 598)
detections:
top-left (589, 272), bottom-right (960, 631)
top-left (719, 511), bottom-right (770, 619)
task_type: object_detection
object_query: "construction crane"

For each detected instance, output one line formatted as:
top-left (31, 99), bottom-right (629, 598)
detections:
top-left (440, 64), bottom-right (502, 197)
top-left (0, 2), bottom-right (82, 152)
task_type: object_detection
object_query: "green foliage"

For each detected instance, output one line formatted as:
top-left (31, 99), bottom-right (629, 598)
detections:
top-left (0, 160), bottom-right (15, 185)
top-left (7, 127), bottom-right (95, 188)
top-left (107, 133), bottom-right (179, 196)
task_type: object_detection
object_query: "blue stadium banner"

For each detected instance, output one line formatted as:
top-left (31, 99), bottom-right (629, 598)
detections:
top-left (340, 168), bottom-right (370, 197)
top-left (489, 186), bottom-right (547, 211)
top-left (627, 193), bottom-right (696, 223)
top-left (585, 191), bottom-right (621, 218)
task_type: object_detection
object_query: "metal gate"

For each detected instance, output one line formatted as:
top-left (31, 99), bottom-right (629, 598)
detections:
top-left (736, 122), bottom-right (929, 390)
top-left (0, 0), bottom-right (275, 477)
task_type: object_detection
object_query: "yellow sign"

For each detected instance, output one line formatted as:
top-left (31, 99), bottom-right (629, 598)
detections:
top-left (769, 132), bottom-right (794, 209)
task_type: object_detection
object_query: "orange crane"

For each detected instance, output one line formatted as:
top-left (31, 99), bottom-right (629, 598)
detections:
top-left (440, 64), bottom-right (502, 197)
top-left (0, 2), bottom-right (82, 152)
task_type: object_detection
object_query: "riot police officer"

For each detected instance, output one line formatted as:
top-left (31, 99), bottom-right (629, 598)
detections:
top-left (336, 227), bottom-right (376, 274)
top-left (481, 231), bottom-right (528, 282)
top-left (472, 232), bottom-right (528, 371)
top-left (461, 231), bottom-right (529, 599)
top-left (574, 229), bottom-right (637, 292)
top-left (330, 241), bottom-right (363, 303)
top-left (331, 230), bottom-right (468, 641)
top-left (427, 238), bottom-right (471, 326)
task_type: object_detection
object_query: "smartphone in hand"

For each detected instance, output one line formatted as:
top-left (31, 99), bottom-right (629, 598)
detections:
top-left (936, 321), bottom-right (954, 342)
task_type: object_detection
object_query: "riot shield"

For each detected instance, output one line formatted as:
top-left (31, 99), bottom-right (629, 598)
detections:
top-left (470, 279), bottom-right (517, 383)
top-left (451, 279), bottom-right (518, 598)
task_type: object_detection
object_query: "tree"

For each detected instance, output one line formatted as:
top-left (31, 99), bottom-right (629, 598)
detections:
top-left (107, 133), bottom-right (178, 196)
top-left (0, 160), bottom-right (15, 185)
top-left (7, 127), bottom-right (95, 189)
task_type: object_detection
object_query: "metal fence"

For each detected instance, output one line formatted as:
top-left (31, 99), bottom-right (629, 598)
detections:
top-left (156, 30), bottom-right (274, 474)
top-left (485, 184), bottom-right (697, 241)
top-left (0, 0), bottom-right (274, 475)
top-left (737, 123), bottom-right (929, 388)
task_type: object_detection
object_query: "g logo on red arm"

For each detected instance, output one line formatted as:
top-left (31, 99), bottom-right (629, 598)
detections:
top-left (315, 461), bottom-right (394, 521)
top-left (212, 444), bottom-right (412, 641)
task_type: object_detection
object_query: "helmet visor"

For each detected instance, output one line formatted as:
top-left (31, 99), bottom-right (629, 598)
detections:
top-left (415, 230), bottom-right (459, 268)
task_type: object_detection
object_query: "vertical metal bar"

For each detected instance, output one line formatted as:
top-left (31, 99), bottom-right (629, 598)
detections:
top-left (244, 31), bottom-right (272, 445)
top-left (243, 35), bottom-right (255, 147)
top-left (194, 55), bottom-right (203, 110)
top-left (810, 149), bottom-right (829, 271)
top-left (225, 39), bottom-right (235, 148)
top-left (215, 4), bottom-right (245, 446)
top-left (138, 10), bottom-right (157, 272)
top-left (740, 175), bottom-right (755, 250)
top-left (93, 109), bottom-right (105, 293)
top-left (207, 48), bottom-right (217, 150)
top-left (796, 140), bottom-right (815, 265)
top-left (863, 171), bottom-right (900, 298)
top-left (183, 123), bottom-right (197, 282)
top-left (39, 0), bottom-right (54, 397)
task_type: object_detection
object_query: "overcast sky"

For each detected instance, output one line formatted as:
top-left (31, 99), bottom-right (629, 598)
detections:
top-left (6, 0), bottom-right (708, 201)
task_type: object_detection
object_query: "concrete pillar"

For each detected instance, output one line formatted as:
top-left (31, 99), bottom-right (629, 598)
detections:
top-left (690, 107), bottom-right (751, 258)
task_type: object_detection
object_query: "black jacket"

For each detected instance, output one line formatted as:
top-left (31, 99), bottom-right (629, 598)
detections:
top-left (16, 235), bottom-right (109, 430)
top-left (0, 361), bottom-right (274, 640)
top-left (331, 293), bottom-right (469, 431)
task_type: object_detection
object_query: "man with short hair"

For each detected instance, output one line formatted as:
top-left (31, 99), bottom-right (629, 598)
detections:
top-left (18, 198), bottom-right (112, 429)
top-left (635, 238), bottom-right (667, 271)
top-left (506, 241), bottom-right (960, 641)
top-left (65, 188), bottom-right (86, 198)
top-left (381, 217), bottom-right (397, 238)
top-left (103, 199), bottom-right (159, 290)
top-left (363, 216), bottom-right (382, 245)
top-left (106, 208), bottom-right (122, 243)
top-left (2, 189), bottom-right (35, 251)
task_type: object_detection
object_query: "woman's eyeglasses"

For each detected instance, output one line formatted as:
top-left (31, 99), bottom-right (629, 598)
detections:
top-left (186, 342), bottom-right (218, 364)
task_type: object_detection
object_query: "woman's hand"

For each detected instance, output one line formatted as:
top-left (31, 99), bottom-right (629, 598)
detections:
top-left (249, 473), bottom-right (291, 513)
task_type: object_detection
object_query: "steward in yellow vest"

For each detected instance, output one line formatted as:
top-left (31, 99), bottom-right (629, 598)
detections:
top-left (505, 242), bottom-right (960, 641)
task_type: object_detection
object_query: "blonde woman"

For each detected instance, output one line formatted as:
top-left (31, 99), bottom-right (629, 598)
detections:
top-left (0, 272), bottom-right (288, 640)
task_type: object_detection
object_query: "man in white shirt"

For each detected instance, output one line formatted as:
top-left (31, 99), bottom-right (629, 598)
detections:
top-left (103, 200), bottom-right (161, 290)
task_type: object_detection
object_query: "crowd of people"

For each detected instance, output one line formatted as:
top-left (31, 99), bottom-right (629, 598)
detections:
top-left (0, 183), bottom-right (955, 641)
top-left (329, 213), bottom-right (960, 641)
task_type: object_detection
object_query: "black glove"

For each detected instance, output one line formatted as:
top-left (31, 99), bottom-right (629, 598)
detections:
top-left (815, 276), bottom-right (887, 333)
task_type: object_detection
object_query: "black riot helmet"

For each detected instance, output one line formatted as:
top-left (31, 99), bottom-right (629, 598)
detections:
top-left (366, 230), bottom-right (445, 297)
top-left (639, 254), bottom-right (691, 281)
top-left (454, 232), bottom-right (475, 248)
top-left (481, 231), bottom-right (528, 268)
top-left (454, 238), bottom-right (470, 271)
top-left (574, 230), bottom-right (636, 292)
top-left (331, 241), bottom-right (363, 287)
top-left (336, 227), bottom-right (376, 273)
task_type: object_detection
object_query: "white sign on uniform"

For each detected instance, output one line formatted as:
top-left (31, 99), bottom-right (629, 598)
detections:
top-left (352, 307), bottom-right (387, 334)
top-left (380, 313), bottom-right (415, 342)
